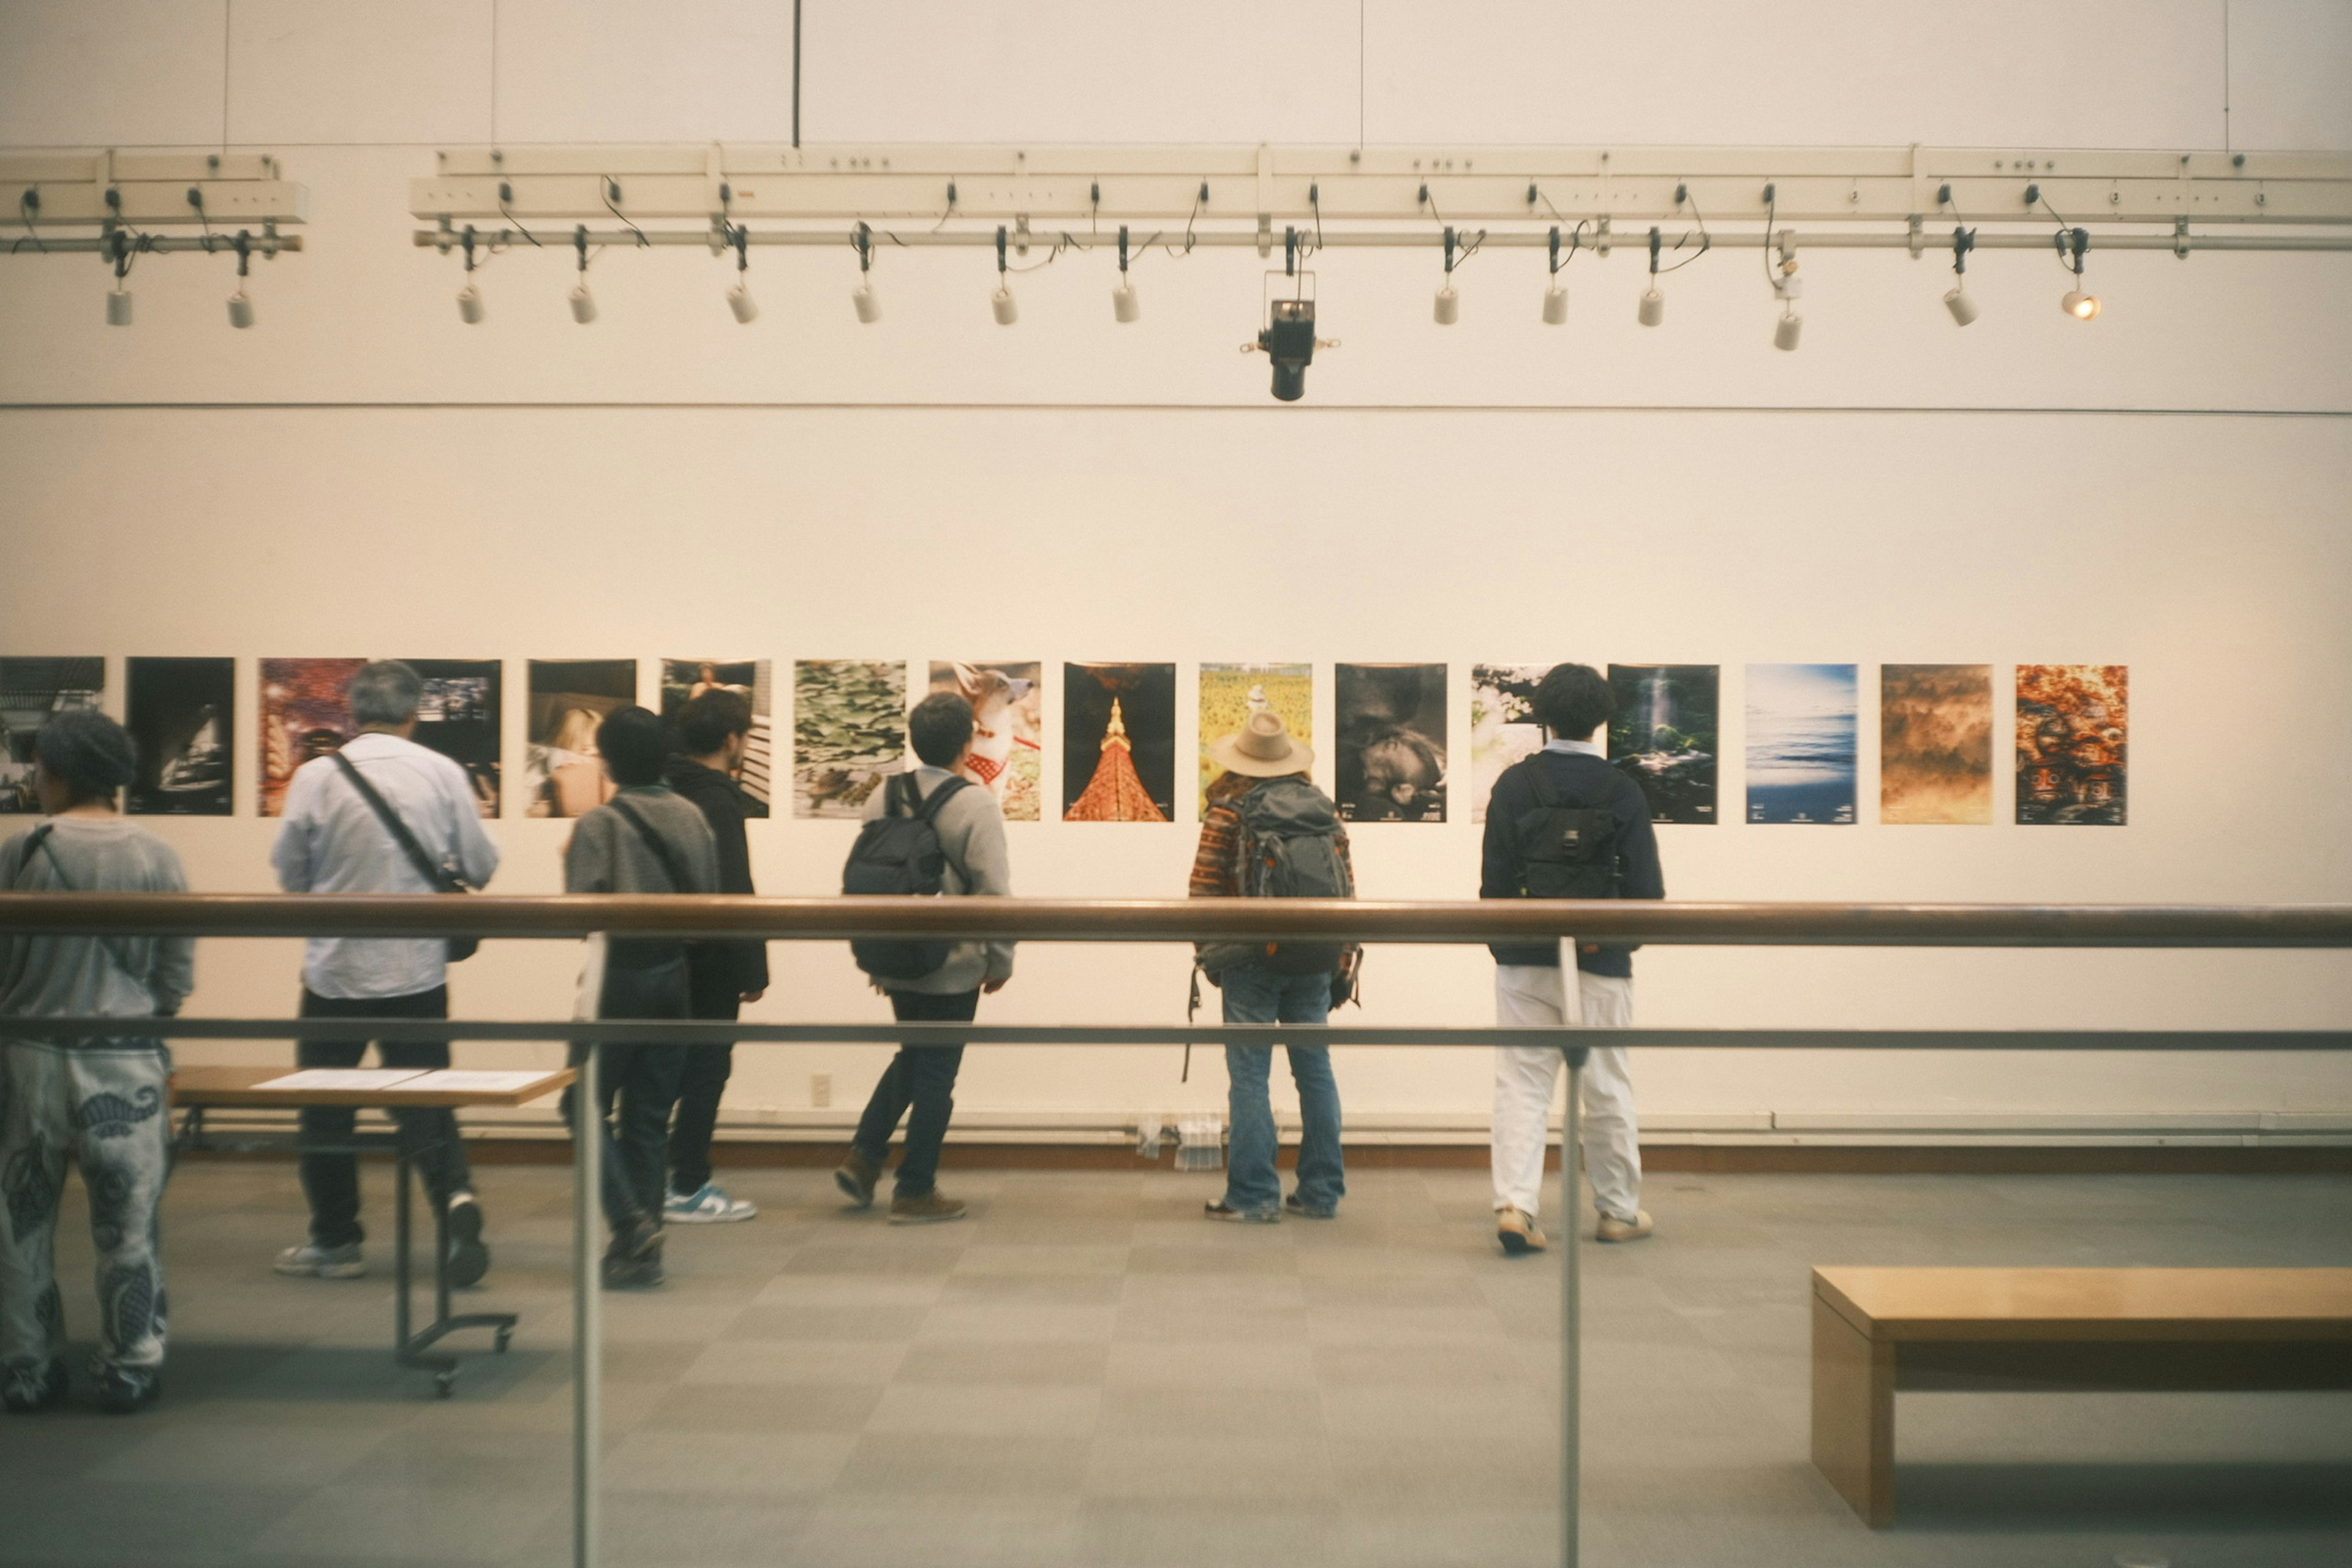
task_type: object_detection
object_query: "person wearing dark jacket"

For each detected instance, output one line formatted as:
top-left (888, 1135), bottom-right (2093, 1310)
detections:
top-left (564, 707), bottom-right (720, 1289)
top-left (660, 690), bottom-right (770, 1224)
top-left (1480, 664), bottom-right (1665, 1256)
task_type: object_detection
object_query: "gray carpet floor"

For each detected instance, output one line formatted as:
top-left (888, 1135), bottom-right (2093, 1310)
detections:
top-left (3, 1159), bottom-right (2348, 1567)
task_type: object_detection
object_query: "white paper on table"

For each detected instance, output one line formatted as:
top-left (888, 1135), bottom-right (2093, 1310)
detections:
top-left (400, 1070), bottom-right (563, 1095)
top-left (256, 1069), bottom-right (429, 1091)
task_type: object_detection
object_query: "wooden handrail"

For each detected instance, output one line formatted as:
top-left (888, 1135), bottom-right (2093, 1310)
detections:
top-left (2, 894), bottom-right (2350, 946)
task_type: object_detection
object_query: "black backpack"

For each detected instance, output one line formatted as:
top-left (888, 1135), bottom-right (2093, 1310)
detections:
top-left (1229, 775), bottom-right (1355, 976)
top-left (842, 772), bottom-right (970, 981)
top-left (1506, 758), bottom-right (1623, 900)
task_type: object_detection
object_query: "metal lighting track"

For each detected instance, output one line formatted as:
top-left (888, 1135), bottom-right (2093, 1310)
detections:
top-left (4, 149), bottom-right (308, 254)
top-left (407, 142), bottom-right (2352, 239)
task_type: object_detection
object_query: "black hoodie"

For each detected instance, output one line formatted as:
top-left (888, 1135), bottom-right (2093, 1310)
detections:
top-left (662, 756), bottom-right (770, 995)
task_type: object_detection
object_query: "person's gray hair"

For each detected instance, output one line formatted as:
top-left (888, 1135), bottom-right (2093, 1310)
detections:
top-left (347, 660), bottom-right (424, 727)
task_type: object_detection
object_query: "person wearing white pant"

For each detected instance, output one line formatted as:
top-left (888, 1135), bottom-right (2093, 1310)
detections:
top-left (1477, 663), bottom-right (1664, 1255)
top-left (1492, 963), bottom-right (1642, 1229)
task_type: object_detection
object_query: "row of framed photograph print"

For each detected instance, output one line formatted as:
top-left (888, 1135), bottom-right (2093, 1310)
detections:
top-left (0, 657), bottom-right (2125, 829)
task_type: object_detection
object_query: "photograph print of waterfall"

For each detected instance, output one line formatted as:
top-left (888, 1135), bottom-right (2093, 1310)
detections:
top-left (1607, 664), bottom-right (1719, 824)
top-left (1746, 663), bottom-right (1858, 824)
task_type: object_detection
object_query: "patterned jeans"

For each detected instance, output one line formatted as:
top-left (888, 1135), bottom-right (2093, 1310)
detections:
top-left (0, 1039), bottom-right (172, 1392)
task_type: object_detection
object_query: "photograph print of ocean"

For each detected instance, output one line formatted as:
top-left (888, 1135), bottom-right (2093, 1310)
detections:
top-left (1745, 663), bottom-right (1858, 824)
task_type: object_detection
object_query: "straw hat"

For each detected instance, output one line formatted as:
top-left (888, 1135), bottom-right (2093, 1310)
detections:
top-left (1207, 710), bottom-right (1314, 778)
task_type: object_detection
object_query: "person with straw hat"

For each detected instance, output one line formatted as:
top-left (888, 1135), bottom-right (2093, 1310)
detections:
top-left (1189, 710), bottom-right (1357, 1222)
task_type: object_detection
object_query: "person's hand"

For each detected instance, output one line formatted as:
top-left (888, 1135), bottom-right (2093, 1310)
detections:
top-left (740, 989), bottom-right (766, 1005)
top-left (982, 976), bottom-right (1009, 995)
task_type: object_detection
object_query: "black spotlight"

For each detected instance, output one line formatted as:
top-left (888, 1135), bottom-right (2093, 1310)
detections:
top-left (1261, 298), bottom-right (1317, 402)
top-left (1245, 228), bottom-right (1332, 402)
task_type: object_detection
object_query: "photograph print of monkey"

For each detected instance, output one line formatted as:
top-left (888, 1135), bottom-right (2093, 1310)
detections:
top-left (1334, 663), bottom-right (1448, 823)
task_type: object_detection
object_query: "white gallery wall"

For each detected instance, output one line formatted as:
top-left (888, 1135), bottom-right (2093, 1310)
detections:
top-left (2, 2), bottom-right (2349, 1143)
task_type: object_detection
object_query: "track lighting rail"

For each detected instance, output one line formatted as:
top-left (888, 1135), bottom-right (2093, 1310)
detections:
top-left (410, 143), bottom-right (2352, 229)
top-left (412, 225), bottom-right (2352, 255)
top-left (6, 150), bottom-right (307, 226)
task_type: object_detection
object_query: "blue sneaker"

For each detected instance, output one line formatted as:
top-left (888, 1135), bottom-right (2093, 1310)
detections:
top-left (664, 1183), bottom-right (757, 1224)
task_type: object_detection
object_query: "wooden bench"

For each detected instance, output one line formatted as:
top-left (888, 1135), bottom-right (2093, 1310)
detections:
top-left (1810, 1265), bottom-right (2352, 1526)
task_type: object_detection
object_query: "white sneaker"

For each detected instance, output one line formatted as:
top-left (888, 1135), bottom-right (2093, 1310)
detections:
top-left (274, 1242), bottom-right (365, 1279)
top-left (664, 1183), bottom-right (757, 1224)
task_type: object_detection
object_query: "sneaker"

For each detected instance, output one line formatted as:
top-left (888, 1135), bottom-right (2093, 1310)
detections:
top-left (887, 1189), bottom-right (967, 1226)
top-left (834, 1150), bottom-right (881, 1210)
top-left (665, 1182), bottom-right (758, 1224)
top-left (1595, 1210), bottom-right (1655, 1243)
top-left (601, 1219), bottom-right (665, 1290)
top-left (274, 1242), bottom-right (366, 1279)
top-left (445, 1191), bottom-right (490, 1289)
top-left (1, 1357), bottom-right (68, 1414)
top-left (1496, 1207), bottom-right (1548, 1256)
top-left (93, 1364), bottom-right (160, 1415)
top-left (1283, 1193), bottom-right (1336, 1219)
top-left (1204, 1201), bottom-right (1280, 1224)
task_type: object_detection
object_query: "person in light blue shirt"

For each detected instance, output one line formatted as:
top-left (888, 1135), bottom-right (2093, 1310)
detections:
top-left (268, 661), bottom-right (500, 1283)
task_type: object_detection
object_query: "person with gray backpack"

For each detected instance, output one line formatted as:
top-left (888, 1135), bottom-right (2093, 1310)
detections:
top-left (1479, 663), bottom-right (1664, 1256)
top-left (833, 692), bottom-right (1014, 1226)
top-left (1190, 710), bottom-right (1357, 1223)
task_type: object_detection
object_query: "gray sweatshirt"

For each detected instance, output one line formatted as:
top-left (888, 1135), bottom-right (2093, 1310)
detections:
top-left (860, 766), bottom-right (1016, 994)
top-left (1, 816), bottom-right (195, 1027)
top-left (562, 785), bottom-right (720, 969)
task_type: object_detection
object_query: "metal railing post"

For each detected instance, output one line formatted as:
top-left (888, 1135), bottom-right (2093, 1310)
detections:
top-left (1558, 933), bottom-right (1585, 1568)
top-left (1563, 1048), bottom-right (1583, 1568)
top-left (571, 932), bottom-right (606, 1568)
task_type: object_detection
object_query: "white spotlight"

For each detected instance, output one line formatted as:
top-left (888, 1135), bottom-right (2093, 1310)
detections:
top-left (1542, 285), bottom-right (1568, 325)
top-left (1433, 285), bottom-right (1460, 326)
top-left (105, 288), bottom-right (132, 326)
top-left (853, 282), bottom-right (881, 323)
top-left (569, 284), bottom-right (597, 325)
top-left (1637, 288), bottom-right (1664, 327)
top-left (726, 283), bottom-right (758, 324)
top-left (1773, 312), bottom-right (1803, 352)
top-left (2060, 288), bottom-right (2100, 320)
top-left (991, 285), bottom-right (1018, 326)
top-left (1943, 286), bottom-right (1979, 326)
top-left (227, 290), bottom-right (255, 330)
top-left (457, 283), bottom-right (485, 324)
top-left (1112, 279), bottom-right (1140, 323)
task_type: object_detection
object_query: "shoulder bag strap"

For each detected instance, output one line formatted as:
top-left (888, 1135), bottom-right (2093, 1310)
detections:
top-left (332, 752), bottom-right (462, 894)
top-left (608, 796), bottom-right (696, 895)
top-left (9, 824), bottom-right (59, 891)
top-left (1518, 754), bottom-right (1566, 810)
top-left (912, 774), bottom-right (967, 825)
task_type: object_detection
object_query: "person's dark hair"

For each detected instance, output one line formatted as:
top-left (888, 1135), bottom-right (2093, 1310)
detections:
top-left (36, 710), bottom-right (139, 802)
top-left (348, 660), bottom-right (424, 727)
top-left (1533, 663), bottom-right (1614, 742)
top-left (597, 706), bottom-right (668, 788)
top-left (907, 692), bottom-right (975, 769)
top-left (677, 690), bottom-right (753, 756)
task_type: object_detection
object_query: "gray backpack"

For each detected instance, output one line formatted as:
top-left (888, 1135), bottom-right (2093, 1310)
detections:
top-left (1215, 776), bottom-right (1355, 976)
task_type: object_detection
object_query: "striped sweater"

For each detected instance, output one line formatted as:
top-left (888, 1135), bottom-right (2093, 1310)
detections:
top-left (1187, 772), bottom-right (1354, 900)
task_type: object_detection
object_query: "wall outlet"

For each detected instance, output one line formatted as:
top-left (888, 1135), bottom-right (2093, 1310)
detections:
top-left (810, 1072), bottom-right (832, 1109)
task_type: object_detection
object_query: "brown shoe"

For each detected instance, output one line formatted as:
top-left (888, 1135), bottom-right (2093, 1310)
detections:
top-left (1595, 1210), bottom-right (1654, 1243)
top-left (834, 1149), bottom-right (880, 1209)
top-left (1495, 1207), bottom-right (1547, 1256)
top-left (887, 1189), bottom-right (966, 1226)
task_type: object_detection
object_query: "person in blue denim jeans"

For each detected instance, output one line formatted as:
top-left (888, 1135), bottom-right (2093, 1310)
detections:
top-left (1190, 710), bottom-right (1354, 1223)
top-left (1215, 965), bottom-right (1344, 1219)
